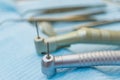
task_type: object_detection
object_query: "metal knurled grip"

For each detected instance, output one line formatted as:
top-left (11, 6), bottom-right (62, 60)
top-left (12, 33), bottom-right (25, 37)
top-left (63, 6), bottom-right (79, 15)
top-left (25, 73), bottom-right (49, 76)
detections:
top-left (42, 51), bottom-right (120, 78)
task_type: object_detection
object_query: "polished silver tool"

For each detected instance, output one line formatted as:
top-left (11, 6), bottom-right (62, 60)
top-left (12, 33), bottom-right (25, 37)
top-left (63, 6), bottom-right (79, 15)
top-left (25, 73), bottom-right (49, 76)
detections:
top-left (34, 28), bottom-right (120, 54)
top-left (35, 21), bottom-right (40, 39)
top-left (29, 15), bottom-right (94, 22)
top-left (31, 7), bottom-right (106, 22)
top-left (42, 50), bottom-right (120, 78)
top-left (0, 15), bottom-right (92, 25)
top-left (0, 14), bottom-right (94, 25)
top-left (42, 6), bottom-right (103, 14)
top-left (46, 42), bottom-right (51, 59)
top-left (0, 7), bottom-right (106, 25)
top-left (18, 2), bottom-right (106, 15)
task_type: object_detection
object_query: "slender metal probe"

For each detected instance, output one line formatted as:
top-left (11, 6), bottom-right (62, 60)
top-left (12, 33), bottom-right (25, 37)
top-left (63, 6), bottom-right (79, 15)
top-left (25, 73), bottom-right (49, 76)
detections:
top-left (35, 21), bottom-right (40, 39)
top-left (46, 42), bottom-right (51, 59)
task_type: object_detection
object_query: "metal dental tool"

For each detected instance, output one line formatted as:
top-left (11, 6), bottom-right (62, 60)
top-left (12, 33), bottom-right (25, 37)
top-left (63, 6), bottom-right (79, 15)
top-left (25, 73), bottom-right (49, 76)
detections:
top-left (0, 7), bottom-right (107, 25)
top-left (34, 28), bottom-right (120, 54)
top-left (0, 16), bottom-right (94, 25)
top-left (19, 2), bottom-right (106, 15)
top-left (41, 50), bottom-right (120, 78)
top-left (31, 7), bottom-right (106, 22)
top-left (46, 42), bottom-right (51, 59)
top-left (35, 21), bottom-right (40, 39)
top-left (42, 6), bottom-right (103, 14)
top-left (29, 16), bottom-right (95, 22)
top-left (0, 14), bottom-right (95, 25)
top-left (33, 3), bottom-right (105, 15)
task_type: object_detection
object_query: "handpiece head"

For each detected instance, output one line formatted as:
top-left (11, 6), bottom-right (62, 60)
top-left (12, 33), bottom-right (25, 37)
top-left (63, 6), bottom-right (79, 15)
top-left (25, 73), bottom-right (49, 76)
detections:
top-left (41, 55), bottom-right (56, 78)
top-left (34, 37), bottom-right (58, 54)
top-left (34, 37), bottom-right (47, 54)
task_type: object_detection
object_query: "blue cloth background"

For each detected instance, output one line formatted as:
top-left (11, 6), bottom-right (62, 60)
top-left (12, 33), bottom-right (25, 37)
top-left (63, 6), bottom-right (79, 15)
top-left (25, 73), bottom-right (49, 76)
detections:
top-left (0, 0), bottom-right (120, 80)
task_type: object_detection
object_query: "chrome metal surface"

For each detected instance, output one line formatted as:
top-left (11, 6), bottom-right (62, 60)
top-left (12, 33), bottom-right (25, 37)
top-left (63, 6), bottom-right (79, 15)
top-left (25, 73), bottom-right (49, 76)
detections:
top-left (42, 51), bottom-right (120, 78)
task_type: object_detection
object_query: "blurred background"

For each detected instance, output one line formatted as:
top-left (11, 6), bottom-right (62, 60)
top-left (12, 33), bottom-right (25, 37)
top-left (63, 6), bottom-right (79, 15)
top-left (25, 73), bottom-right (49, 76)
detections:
top-left (0, 0), bottom-right (120, 80)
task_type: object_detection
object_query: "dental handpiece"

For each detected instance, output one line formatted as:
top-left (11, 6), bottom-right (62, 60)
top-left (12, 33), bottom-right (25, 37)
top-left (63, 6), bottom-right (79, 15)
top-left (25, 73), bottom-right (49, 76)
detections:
top-left (34, 28), bottom-right (120, 54)
top-left (42, 50), bottom-right (120, 78)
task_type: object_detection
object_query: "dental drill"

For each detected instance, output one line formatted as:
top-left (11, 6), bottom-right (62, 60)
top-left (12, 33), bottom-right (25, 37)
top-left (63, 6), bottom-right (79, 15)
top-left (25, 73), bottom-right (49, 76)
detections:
top-left (34, 26), bottom-right (120, 54)
top-left (41, 50), bottom-right (120, 78)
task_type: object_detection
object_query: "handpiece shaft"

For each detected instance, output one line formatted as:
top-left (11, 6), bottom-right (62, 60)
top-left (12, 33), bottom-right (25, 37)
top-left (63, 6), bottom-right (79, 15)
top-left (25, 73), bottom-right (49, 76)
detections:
top-left (47, 28), bottom-right (120, 49)
top-left (55, 51), bottom-right (120, 68)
